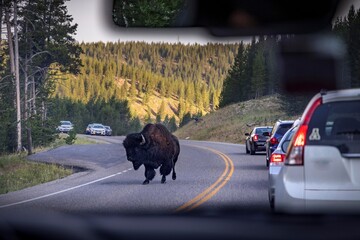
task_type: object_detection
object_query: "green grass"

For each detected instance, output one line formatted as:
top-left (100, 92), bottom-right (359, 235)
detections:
top-left (0, 133), bottom-right (97, 194)
top-left (34, 133), bottom-right (98, 153)
top-left (0, 154), bottom-right (72, 194)
top-left (174, 95), bottom-right (300, 144)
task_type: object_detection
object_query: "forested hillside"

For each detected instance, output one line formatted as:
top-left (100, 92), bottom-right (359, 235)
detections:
top-left (54, 42), bottom-right (239, 122)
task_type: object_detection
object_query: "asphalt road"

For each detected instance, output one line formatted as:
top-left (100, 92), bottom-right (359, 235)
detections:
top-left (0, 135), bottom-right (270, 215)
top-left (2, 137), bottom-right (360, 240)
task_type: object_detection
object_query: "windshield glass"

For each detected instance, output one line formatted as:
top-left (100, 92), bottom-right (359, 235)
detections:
top-left (1, 0), bottom-right (360, 239)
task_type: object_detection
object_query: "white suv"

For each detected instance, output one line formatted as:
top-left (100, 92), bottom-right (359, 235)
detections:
top-left (275, 88), bottom-right (360, 213)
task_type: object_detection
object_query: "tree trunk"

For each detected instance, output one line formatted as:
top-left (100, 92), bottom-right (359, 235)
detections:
top-left (14, 2), bottom-right (22, 152)
top-left (0, 1), bottom-right (3, 54)
top-left (24, 63), bottom-right (33, 155)
top-left (5, 9), bottom-right (15, 75)
top-left (31, 75), bottom-right (36, 115)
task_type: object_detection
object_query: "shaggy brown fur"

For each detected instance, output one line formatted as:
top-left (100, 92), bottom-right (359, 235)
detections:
top-left (123, 123), bottom-right (180, 184)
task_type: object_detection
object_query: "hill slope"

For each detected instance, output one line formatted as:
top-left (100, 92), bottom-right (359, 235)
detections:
top-left (174, 95), bottom-right (300, 144)
top-left (55, 41), bottom-right (239, 123)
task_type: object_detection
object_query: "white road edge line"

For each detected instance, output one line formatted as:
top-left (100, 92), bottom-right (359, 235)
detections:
top-left (0, 169), bottom-right (133, 209)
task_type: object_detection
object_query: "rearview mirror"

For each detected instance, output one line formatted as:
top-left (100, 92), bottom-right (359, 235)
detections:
top-left (112, 0), bottom-right (340, 36)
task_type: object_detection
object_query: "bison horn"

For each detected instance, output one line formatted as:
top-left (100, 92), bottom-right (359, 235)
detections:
top-left (140, 134), bottom-right (146, 145)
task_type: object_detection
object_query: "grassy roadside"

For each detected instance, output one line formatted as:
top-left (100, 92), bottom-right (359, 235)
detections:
top-left (174, 95), bottom-right (300, 144)
top-left (0, 133), bottom-right (97, 195)
top-left (0, 154), bottom-right (72, 194)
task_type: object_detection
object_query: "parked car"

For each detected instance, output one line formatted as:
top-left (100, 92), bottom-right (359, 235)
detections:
top-left (268, 124), bottom-right (299, 209)
top-left (265, 120), bottom-right (294, 167)
top-left (245, 126), bottom-right (272, 155)
top-left (85, 124), bottom-right (94, 135)
top-left (57, 121), bottom-right (73, 133)
top-left (90, 124), bottom-right (106, 136)
top-left (275, 88), bottom-right (360, 213)
top-left (104, 126), bottom-right (112, 136)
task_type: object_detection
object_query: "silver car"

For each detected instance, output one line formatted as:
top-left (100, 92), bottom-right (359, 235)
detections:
top-left (275, 88), bottom-right (360, 213)
top-left (90, 124), bottom-right (106, 136)
top-left (57, 120), bottom-right (74, 133)
top-left (104, 126), bottom-right (112, 136)
top-left (268, 124), bottom-right (298, 209)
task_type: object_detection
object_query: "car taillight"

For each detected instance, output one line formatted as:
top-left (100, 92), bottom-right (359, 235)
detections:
top-left (270, 153), bottom-right (285, 164)
top-left (285, 97), bottom-right (322, 166)
top-left (269, 137), bottom-right (278, 145)
top-left (253, 134), bottom-right (259, 141)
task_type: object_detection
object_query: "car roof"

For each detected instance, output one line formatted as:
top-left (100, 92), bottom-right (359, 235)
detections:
top-left (254, 126), bottom-right (272, 129)
top-left (60, 121), bottom-right (71, 124)
top-left (322, 88), bottom-right (360, 103)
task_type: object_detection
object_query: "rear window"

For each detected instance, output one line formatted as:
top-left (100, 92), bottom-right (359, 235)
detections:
top-left (255, 128), bottom-right (272, 134)
top-left (275, 123), bottom-right (293, 136)
top-left (307, 101), bottom-right (360, 154)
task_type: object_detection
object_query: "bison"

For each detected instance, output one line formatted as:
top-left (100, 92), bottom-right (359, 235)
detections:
top-left (123, 123), bottom-right (180, 185)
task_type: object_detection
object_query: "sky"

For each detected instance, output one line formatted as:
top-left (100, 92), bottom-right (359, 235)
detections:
top-left (65, 0), bottom-right (360, 44)
top-left (65, 0), bottom-right (234, 44)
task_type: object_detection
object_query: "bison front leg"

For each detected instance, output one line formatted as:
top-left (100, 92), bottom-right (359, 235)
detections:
top-left (143, 165), bottom-right (156, 185)
top-left (160, 162), bottom-right (173, 184)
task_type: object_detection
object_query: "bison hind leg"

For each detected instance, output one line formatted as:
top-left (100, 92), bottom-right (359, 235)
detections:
top-left (172, 171), bottom-right (176, 180)
top-left (161, 175), bottom-right (166, 184)
top-left (143, 179), bottom-right (150, 185)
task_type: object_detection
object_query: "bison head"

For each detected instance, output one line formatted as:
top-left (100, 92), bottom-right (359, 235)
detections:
top-left (123, 133), bottom-right (147, 170)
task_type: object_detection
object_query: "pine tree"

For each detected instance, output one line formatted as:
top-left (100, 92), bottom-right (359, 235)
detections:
top-left (220, 42), bottom-right (245, 107)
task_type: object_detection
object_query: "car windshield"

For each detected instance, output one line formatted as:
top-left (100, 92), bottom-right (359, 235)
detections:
top-left (1, 0), bottom-right (360, 238)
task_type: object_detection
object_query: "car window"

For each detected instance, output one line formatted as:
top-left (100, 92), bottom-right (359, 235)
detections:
top-left (275, 123), bottom-right (293, 135)
top-left (307, 101), bottom-right (360, 154)
top-left (255, 128), bottom-right (272, 134)
top-left (284, 127), bottom-right (297, 142)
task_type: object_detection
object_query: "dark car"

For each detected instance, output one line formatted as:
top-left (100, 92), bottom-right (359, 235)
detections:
top-left (245, 126), bottom-right (272, 155)
top-left (265, 120), bottom-right (294, 167)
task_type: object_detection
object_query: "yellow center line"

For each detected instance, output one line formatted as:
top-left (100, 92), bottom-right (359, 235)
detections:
top-left (175, 145), bottom-right (235, 213)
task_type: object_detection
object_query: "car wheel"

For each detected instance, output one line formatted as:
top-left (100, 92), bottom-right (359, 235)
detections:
top-left (250, 144), bottom-right (255, 155)
top-left (266, 151), bottom-right (269, 167)
top-left (245, 142), bottom-right (250, 154)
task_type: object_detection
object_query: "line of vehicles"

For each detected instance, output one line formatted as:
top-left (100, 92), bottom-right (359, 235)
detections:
top-left (57, 121), bottom-right (112, 136)
top-left (245, 88), bottom-right (360, 213)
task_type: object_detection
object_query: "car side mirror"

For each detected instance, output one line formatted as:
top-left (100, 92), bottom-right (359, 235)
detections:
top-left (245, 133), bottom-right (250, 136)
top-left (263, 132), bottom-right (270, 137)
top-left (281, 140), bottom-right (291, 153)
